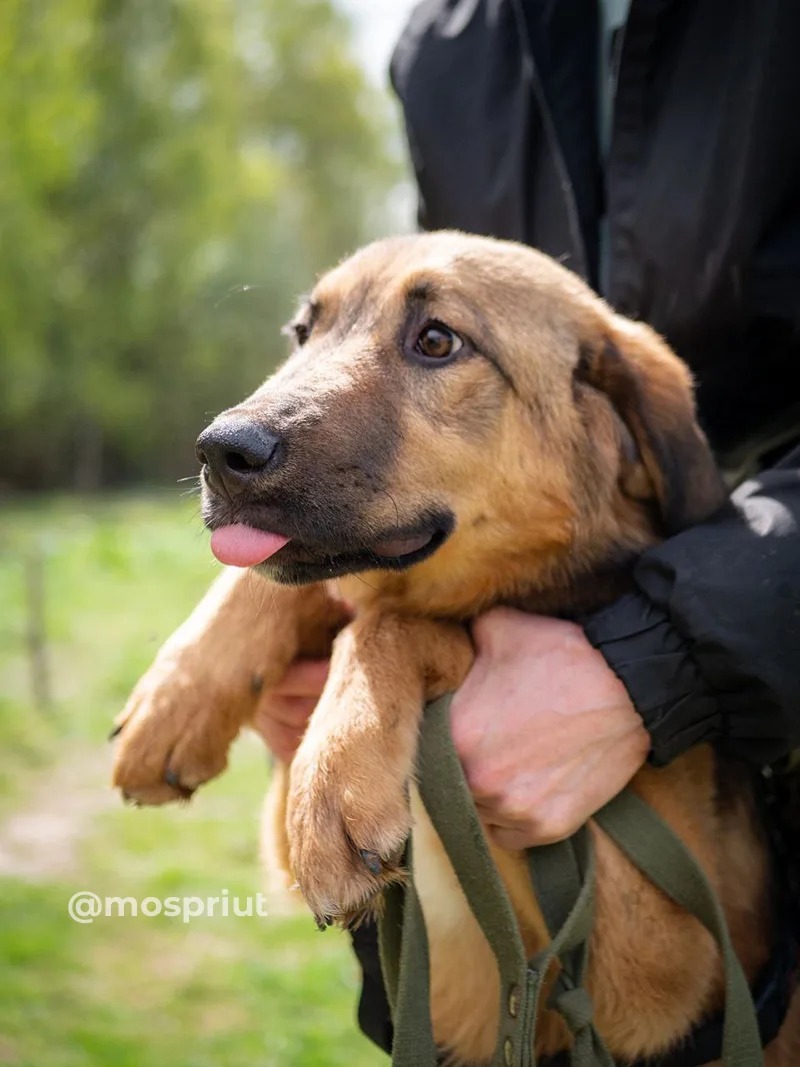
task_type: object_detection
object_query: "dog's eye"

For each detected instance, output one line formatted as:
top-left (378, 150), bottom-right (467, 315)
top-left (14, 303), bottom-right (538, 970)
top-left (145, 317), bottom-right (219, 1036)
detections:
top-left (293, 322), bottom-right (310, 346)
top-left (282, 319), bottom-right (311, 347)
top-left (415, 323), bottom-right (463, 362)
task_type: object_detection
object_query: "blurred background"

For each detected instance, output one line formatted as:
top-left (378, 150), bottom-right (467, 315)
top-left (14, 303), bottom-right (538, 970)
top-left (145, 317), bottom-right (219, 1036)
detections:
top-left (0, 1), bottom-right (417, 1063)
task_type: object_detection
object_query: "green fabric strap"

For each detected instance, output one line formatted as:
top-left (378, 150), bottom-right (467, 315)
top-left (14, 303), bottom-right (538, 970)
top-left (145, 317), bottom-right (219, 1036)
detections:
top-left (524, 832), bottom-right (616, 1067)
top-left (380, 693), bottom-right (531, 1065)
top-left (594, 791), bottom-right (763, 1067)
top-left (378, 694), bottom-right (764, 1067)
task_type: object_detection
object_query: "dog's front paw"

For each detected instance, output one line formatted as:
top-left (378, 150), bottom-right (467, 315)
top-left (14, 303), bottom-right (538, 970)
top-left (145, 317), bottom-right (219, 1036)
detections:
top-left (287, 749), bottom-right (412, 925)
top-left (111, 666), bottom-right (242, 805)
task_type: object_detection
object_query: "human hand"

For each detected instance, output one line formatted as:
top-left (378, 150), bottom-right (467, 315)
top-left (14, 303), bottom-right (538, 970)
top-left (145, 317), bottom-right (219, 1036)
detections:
top-left (451, 608), bottom-right (650, 849)
top-left (251, 658), bottom-right (329, 762)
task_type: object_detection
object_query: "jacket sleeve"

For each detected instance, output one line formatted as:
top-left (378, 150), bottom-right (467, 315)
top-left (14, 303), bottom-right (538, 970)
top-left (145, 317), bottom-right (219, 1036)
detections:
top-left (583, 452), bottom-right (800, 767)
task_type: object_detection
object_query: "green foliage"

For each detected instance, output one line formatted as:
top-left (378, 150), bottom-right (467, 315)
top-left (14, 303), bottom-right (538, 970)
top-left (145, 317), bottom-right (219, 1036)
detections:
top-left (0, 0), bottom-right (401, 491)
top-left (0, 493), bottom-right (383, 1066)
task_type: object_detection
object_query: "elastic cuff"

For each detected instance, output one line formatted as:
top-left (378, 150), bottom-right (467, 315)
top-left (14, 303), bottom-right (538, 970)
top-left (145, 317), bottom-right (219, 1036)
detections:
top-left (582, 592), bottom-right (722, 767)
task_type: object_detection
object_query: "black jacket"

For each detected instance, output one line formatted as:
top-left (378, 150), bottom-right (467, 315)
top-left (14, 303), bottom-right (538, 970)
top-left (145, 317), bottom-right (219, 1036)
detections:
top-left (390, 0), bottom-right (800, 767)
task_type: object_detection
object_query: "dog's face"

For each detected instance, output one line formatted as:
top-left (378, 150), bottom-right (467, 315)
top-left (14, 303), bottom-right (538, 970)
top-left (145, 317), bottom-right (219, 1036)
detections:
top-left (198, 233), bottom-right (723, 614)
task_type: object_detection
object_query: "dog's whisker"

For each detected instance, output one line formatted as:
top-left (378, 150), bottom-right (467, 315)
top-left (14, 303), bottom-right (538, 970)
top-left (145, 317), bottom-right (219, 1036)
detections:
top-left (352, 573), bottom-right (379, 593)
top-left (380, 488), bottom-right (401, 530)
top-left (212, 282), bottom-right (266, 310)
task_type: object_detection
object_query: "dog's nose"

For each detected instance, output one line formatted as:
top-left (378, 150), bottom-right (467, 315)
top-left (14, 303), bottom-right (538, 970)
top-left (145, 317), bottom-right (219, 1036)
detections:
top-left (196, 419), bottom-right (283, 495)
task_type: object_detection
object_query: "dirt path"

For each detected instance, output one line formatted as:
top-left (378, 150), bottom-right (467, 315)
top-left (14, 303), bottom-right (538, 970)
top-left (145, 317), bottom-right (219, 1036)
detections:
top-left (0, 747), bottom-right (115, 881)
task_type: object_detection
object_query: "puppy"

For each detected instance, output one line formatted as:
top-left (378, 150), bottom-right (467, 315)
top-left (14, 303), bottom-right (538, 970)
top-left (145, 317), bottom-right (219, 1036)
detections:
top-left (112, 233), bottom-right (800, 1065)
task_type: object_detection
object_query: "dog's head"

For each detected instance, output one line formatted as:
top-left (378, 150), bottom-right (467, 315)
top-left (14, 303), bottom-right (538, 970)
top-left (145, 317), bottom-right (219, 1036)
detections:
top-left (197, 233), bottom-right (724, 614)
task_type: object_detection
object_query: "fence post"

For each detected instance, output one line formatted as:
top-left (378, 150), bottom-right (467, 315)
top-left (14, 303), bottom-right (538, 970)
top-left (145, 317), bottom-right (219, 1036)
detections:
top-left (25, 546), bottom-right (53, 715)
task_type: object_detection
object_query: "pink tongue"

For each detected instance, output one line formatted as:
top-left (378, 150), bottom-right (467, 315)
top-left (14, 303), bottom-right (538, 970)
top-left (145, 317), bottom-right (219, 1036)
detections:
top-left (210, 524), bottom-right (290, 567)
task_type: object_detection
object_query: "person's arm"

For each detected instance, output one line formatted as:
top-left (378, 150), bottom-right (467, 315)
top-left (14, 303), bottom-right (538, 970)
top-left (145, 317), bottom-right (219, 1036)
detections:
top-left (584, 450), bottom-right (800, 767)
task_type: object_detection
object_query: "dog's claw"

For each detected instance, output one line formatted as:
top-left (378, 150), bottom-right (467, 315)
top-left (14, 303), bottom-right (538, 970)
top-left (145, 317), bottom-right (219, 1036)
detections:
top-left (164, 768), bottom-right (195, 800)
top-left (359, 849), bottom-right (383, 876)
top-left (108, 723), bottom-right (124, 740)
top-left (315, 914), bottom-right (333, 931)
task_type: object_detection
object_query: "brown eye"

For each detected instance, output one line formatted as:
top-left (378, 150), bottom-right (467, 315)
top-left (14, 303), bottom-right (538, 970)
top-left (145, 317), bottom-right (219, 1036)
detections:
top-left (282, 319), bottom-right (311, 347)
top-left (415, 323), bottom-right (463, 361)
top-left (293, 322), bottom-right (310, 346)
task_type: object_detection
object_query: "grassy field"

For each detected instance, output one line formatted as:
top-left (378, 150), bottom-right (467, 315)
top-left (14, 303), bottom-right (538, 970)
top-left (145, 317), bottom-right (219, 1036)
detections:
top-left (0, 493), bottom-right (383, 1067)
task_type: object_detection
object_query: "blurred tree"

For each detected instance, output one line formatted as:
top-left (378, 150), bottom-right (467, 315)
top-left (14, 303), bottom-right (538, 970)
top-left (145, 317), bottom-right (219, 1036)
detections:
top-left (0, 0), bottom-right (400, 490)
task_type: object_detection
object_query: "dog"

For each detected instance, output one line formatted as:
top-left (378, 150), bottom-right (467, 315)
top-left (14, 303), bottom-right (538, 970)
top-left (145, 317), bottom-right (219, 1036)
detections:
top-left (111, 232), bottom-right (800, 1065)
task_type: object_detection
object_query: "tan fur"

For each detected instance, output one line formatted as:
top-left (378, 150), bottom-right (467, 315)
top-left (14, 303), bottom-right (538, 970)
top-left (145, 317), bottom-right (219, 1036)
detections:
top-left (112, 569), bottom-right (347, 803)
top-left (113, 232), bottom-right (800, 1065)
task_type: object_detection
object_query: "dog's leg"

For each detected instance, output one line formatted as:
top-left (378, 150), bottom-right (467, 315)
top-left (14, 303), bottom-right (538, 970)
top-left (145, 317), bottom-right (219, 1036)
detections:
top-left (112, 568), bottom-right (346, 805)
top-left (286, 609), bottom-right (473, 924)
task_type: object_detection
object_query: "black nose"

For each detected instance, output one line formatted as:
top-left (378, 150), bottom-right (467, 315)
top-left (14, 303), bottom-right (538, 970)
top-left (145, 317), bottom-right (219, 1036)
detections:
top-left (196, 419), bottom-right (283, 495)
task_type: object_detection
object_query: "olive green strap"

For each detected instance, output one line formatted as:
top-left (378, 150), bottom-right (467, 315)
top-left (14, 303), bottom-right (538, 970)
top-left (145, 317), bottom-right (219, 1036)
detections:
top-left (594, 791), bottom-right (763, 1067)
top-left (380, 695), bottom-right (614, 1067)
top-left (386, 836), bottom-right (439, 1065)
top-left (379, 695), bottom-right (764, 1067)
top-left (525, 832), bottom-right (615, 1067)
top-left (408, 693), bottom-right (530, 1064)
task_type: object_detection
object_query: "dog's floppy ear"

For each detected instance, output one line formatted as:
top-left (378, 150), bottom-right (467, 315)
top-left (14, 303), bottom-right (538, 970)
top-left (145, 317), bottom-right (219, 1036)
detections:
top-left (575, 318), bottom-right (726, 534)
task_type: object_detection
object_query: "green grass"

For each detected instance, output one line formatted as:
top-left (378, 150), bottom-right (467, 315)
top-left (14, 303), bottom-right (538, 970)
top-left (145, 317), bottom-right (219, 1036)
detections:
top-left (0, 492), bottom-right (383, 1067)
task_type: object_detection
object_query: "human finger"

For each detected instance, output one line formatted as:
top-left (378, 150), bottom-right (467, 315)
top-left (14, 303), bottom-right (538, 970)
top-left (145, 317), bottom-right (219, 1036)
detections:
top-left (270, 658), bottom-right (330, 698)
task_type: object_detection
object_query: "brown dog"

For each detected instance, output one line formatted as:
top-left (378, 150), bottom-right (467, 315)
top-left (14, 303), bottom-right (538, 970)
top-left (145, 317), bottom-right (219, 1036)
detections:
top-left (112, 233), bottom-right (800, 1065)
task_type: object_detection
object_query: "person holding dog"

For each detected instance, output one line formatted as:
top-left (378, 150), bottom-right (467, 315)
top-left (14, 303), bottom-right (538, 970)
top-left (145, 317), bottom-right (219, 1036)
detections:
top-left (253, 0), bottom-right (800, 1053)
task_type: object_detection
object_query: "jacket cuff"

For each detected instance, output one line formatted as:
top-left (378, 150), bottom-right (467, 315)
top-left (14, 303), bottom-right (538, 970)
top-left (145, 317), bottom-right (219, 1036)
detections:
top-left (582, 592), bottom-right (722, 767)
